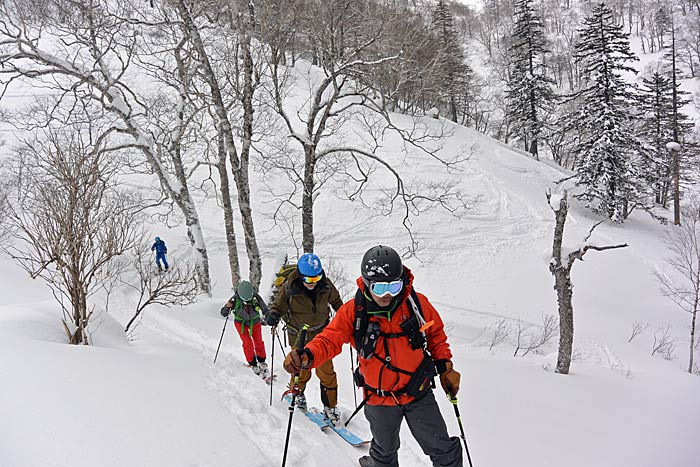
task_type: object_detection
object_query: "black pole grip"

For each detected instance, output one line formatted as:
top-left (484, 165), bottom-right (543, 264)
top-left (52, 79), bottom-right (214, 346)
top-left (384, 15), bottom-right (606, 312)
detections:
top-left (297, 325), bottom-right (309, 351)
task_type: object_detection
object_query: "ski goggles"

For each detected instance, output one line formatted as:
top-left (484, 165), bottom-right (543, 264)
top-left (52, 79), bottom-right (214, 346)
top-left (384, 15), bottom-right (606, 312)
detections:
top-left (369, 280), bottom-right (403, 297)
top-left (303, 274), bottom-right (323, 284)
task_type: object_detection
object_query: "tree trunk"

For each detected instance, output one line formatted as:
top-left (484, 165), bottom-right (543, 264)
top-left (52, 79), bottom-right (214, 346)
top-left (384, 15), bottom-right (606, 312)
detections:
top-left (237, 13), bottom-right (263, 288)
top-left (217, 133), bottom-right (241, 289)
top-left (672, 149), bottom-right (681, 226)
top-left (529, 138), bottom-right (539, 159)
top-left (690, 297), bottom-right (698, 373)
top-left (66, 279), bottom-right (88, 344)
top-left (176, 0), bottom-right (261, 289)
top-left (548, 192), bottom-right (627, 372)
top-left (232, 158), bottom-right (261, 286)
top-left (553, 270), bottom-right (574, 374)
top-left (549, 192), bottom-right (574, 374)
top-left (671, 22), bottom-right (681, 226)
top-left (450, 95), bottom-right (458, 122)
top-left (302, 144), bottom-right (316, 253)
top-left (184, 208), bottom-right (211, 294)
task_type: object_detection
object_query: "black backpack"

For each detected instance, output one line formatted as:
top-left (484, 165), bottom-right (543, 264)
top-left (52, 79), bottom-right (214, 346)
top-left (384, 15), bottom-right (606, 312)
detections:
top-left (344, 287), bottom-right (437, 426)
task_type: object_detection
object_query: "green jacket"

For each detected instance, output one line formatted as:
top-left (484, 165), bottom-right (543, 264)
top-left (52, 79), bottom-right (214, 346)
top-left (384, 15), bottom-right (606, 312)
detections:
top-left (270, 269), bottom-right (343, 337)
top-left (222, 292), bottom-right (269, 335)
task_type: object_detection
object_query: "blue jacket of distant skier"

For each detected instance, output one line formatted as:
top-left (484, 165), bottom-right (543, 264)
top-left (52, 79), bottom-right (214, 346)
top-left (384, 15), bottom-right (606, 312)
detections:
top-left (151, 239), bottom-right (167, 254)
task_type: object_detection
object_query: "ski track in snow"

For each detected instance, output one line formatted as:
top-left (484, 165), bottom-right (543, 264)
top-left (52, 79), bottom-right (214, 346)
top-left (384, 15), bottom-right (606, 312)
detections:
top-left (135, 308), bottom-right (374, 466)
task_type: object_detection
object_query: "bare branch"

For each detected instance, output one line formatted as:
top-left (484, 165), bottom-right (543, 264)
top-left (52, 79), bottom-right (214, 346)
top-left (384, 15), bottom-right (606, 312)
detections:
top-left (651, 325), bottom-right (676, 361)
top-left (628, 321), bottom-right (649, 342)
top-left (122, 244), bottom-right (199, 334)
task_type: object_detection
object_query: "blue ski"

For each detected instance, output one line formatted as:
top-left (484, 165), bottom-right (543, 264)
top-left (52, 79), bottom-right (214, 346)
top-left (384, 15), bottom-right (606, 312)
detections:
top-left (282, 394), bottom-right (330, 430)
top-left (283, 395), bottom-right (369, 446)
top-left (308, 407), bottom-right (370, 447)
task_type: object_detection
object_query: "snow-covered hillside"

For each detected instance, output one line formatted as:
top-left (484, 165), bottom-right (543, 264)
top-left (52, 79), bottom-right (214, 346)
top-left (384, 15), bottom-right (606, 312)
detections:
top-left (1, 70), bottom-right (699, 467)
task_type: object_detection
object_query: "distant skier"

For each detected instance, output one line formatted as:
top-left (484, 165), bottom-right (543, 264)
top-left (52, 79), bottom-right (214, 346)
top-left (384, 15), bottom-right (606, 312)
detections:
top-left (221, 280), bottom-right (270, 379)
top-left (150, 236), bottom-right (169, 272)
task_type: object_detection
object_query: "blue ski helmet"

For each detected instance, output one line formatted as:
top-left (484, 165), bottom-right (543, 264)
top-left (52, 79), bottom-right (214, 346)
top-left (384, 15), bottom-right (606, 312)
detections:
top-left (155, 236), bottom-right (161, 242)
top-left (297, 253), bottom-right (323, 277)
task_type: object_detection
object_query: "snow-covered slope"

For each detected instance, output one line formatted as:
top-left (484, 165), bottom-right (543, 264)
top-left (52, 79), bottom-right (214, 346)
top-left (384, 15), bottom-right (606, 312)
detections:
top-left (1, 68), bottom-right (699, 467)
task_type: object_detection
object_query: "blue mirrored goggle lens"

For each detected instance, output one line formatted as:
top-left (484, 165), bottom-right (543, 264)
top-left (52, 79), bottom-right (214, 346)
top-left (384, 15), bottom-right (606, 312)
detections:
top-left (370, 280), bottom-right (403, 297)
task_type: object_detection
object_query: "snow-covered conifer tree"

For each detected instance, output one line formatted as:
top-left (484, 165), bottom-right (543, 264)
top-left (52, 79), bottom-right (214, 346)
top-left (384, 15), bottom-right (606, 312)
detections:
top-left (506, 0), bottom-right (556, 159)
top-left (567, 2), bottom-right (650, 222)
top-left (636, 69), bottom-right (693, 207)
top-left (431, 0), bottom-right (474, 123)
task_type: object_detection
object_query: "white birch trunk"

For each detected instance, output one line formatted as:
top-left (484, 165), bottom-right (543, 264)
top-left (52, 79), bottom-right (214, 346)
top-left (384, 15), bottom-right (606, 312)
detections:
top-left (176, 0), bottom-right (262, 288)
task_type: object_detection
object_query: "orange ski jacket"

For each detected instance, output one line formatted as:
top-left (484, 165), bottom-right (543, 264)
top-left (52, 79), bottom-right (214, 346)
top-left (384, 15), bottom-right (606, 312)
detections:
top-left (305, 268), bottom-right (453, 406)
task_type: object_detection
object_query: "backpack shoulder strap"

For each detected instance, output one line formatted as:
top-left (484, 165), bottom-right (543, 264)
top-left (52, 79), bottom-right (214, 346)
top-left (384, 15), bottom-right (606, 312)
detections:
top-left (352, 288), bottom-right (368, 352)
top-left (353, 288), bottom-right (427, 352)
top-left (407, 289), bottom-right (426, 326)
top-left (407, 289), bottom-right (432, 352)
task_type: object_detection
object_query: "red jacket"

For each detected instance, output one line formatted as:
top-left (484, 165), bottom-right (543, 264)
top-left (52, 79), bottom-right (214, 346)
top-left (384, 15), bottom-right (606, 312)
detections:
top-left (305, 268), bottom-right (453, 406)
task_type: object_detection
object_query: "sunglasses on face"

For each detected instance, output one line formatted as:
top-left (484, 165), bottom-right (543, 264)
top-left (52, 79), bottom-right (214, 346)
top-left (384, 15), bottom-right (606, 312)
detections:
top-left (369, 280), bottom-right (403, 297)
top-left (303, 274), bottom-right (322, 284)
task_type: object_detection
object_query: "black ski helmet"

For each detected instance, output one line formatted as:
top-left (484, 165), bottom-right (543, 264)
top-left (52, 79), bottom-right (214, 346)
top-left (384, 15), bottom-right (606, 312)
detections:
top-left (361, 245), bottom-right (403, 283)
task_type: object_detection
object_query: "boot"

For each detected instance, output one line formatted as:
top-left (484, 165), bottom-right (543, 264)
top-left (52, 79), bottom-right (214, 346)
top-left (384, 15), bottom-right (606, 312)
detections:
top-left (323, 405), bottom-right (341, 426)
top-left (251, 364), bottom-right (262, 376)
top-left (358, 456), bottom-right (375, 467)
top-left (258, 361), bottom-right (269, 379)
top-left (295, 393), bottom-right (307, 412)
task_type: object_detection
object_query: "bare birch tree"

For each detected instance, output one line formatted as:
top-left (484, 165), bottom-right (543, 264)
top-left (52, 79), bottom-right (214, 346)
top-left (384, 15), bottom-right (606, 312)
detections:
top-left (2, 122), bottom-right (141, 344)
top-left (547, 190), bottom-right (628, 374)
top-left (655, 198), bottom-right (700, 373)
top-left (131, 5), bottom-right (245, 289)
top-left (263, 0), bottom-right (474, 254)
top-left (0, 0), bottom-right (215, 293)
top-left (169, 0), bottom-right (264, 288)
top-left (0, 181), bottom-right (8, 248)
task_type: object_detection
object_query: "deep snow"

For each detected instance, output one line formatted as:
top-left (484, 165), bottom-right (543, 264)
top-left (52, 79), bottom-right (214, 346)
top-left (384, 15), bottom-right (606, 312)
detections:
top-left (1, 64), bottom-right (699, 467)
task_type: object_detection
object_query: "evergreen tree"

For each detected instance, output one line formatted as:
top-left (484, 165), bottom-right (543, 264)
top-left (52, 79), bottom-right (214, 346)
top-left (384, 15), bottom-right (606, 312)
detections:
top-left (431, 0), bottom-right (474, 123)
top-left (506, 0), bottom-right (556, 159)
top-left (567, 2), bottom-right (649, 222)
top-left (636, 69), bottom-right (693, 207)
top-left (660, 4), bottom-right (695, 226)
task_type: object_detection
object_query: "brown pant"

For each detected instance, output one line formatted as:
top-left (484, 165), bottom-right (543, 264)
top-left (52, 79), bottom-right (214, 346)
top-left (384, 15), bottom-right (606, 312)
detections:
top-left (287, 329), bottom-right (338, 407)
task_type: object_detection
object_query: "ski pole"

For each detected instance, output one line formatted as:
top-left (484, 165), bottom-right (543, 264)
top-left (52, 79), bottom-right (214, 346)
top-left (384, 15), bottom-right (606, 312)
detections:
top-left (449, 396), bottom-right (474, 467)
top-left (281, 324), bottom-right (308, 467)
top-left (213, 313), bottom-right (229, 364)
top-left (344, 393), bottom-right (369, 427)
top-left (349, 346), bottom-right (357, 409)
top-left (275, 327), bottom-right (286, 355)
top-left (269, 326), bottom-right (276, 406)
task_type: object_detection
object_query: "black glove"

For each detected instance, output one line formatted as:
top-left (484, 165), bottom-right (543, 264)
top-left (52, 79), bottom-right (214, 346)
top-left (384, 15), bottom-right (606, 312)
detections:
top-left (265, 312), bottom-right (280, 327)
top-left (220, 306), bottom-right (230, 318)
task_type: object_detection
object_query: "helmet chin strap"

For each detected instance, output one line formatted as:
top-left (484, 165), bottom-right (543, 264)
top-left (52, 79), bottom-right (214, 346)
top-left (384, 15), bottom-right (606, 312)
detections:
top-left (364, 288), bottom-right (401, 314)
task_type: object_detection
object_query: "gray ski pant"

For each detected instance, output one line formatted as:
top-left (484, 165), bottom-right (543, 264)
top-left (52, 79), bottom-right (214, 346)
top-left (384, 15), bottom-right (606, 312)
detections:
top-left (363, 390), bottom-right (463, 467)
